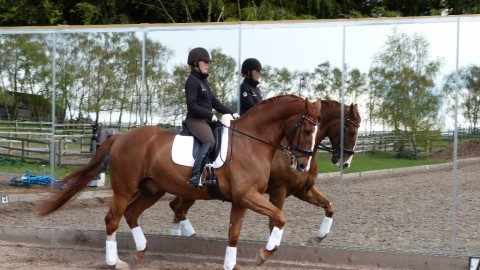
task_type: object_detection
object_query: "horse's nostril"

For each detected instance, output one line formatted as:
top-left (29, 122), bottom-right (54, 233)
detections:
top-left (297, 163), bottom-right (306, 172)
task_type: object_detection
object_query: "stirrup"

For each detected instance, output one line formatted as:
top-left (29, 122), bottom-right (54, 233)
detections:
top-left (203, 164), bottom-right (217, 186)
top-left (187, 174), bottom-right (203, 188)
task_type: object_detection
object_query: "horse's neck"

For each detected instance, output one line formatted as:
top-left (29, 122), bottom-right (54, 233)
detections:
top-left (237, 105), bottom-right (294, 146)
top-left (318, 102), bottom-right (346, 141)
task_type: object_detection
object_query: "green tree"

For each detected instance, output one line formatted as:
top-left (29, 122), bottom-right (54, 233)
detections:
top-left (208, 48), bottom-right (237, 105)
top-left (368, 28), bottom-right (443, 158)
top-left (160, 65), bottom-right (190, 126)
top-left (310, 61), bottom-right (367, 103)
top-left (2, 0), bottom-right (480, 26)
top-left (0, 34), bottom-right (50, 120)
top-left (0, 0), bottom-right (65, 26)
top-left (443, 64), bottom-right (480, 130)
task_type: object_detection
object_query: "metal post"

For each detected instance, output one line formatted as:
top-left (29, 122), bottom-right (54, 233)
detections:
top-left (140, 31), bottom-right (147, 125)
top-left (50, 33), bottom-right (57, 186)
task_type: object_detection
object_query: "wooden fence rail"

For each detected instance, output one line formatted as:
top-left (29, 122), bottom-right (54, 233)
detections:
top-left (0, 132), bottom-right (93, 165)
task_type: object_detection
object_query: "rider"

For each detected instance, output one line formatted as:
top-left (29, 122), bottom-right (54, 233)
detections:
top-left (239, 58), bottom-right (263, 116)
top-left (184, 47), bottom-right (238, 188)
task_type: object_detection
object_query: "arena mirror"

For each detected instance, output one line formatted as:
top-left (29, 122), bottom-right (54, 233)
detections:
top-left (1, 15), bottom-right (479, 259)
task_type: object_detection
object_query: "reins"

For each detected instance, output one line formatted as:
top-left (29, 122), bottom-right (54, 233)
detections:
top-left (220, 113), bottom-right (319, 163)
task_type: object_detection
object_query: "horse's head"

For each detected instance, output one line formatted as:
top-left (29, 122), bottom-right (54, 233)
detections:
top-left (284, 98), bottom-right (322, 173)
top-left (326, 103), bottom-right (361, 168)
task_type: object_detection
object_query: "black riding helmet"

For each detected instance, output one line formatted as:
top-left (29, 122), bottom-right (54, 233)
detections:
top-left (241, 58), bottom-right (262, 76)
top-left (187, 47), bottom-right (212, 66)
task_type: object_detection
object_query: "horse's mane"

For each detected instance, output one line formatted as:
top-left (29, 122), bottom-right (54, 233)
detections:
top-left (321, 99), bottom-right (359, 116)
top-left (243, 94), bottom-right (304, 117)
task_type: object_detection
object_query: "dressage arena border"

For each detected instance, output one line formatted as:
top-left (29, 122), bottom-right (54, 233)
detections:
top-left (0, 225), bottom-right (466, 269)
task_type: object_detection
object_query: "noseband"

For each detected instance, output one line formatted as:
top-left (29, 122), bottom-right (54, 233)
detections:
top-left (285, 113), bottom-right (318, 158)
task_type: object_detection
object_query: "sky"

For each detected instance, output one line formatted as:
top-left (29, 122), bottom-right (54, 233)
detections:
top-left (139, 16), bottom-right (480, 131)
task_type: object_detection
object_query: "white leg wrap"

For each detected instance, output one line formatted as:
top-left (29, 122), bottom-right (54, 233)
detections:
top-left (98, 172), bottom-right (105, 186)
top-left (106, 232), bottom-right (116, 242)
top-left (171, 222), bottom-right (182, 236)
top-left (223, 246), bottom-right (237, 270)
top-left (318, 216), bottom-right (333, 238)
top-left (180, 219), bottom-right (196, 236)
top-left (266, 226), bottom-right (283, 251)
top-left (132, 226), bottom-right (147, 251)
top-left (106, 240), bottom-right (118, 266)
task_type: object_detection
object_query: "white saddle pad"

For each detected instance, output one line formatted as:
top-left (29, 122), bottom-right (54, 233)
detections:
top-left (171, 126), bottom-right (229, 168)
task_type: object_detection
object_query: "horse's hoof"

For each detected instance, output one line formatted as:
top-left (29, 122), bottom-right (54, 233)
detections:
top-left (189, 233), bottom-right (197, 237)
top-left (109, 259), bottom-right (129, 270)
top-left (310, 235), bottom-right (327, 244)
top-left (129, 248), bottom-right (147, 267)
top-left (232, 265), bottom-right (245, 270)
top-left (255, 248), bottom-right (277, 266)
top-left (135, 248), bottom-right (147, 263)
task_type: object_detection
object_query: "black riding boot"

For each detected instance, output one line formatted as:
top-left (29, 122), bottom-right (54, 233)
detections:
top-left (187, 142), bottom-right (212, 188)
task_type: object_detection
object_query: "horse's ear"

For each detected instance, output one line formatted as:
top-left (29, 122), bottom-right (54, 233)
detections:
top-left (316, 99), bottom-right (322, 112)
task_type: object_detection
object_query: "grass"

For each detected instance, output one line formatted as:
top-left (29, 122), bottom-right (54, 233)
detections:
top-left (0, 156), bottom-right (79, 178)
top-left (316, 151), bottom-right (445, 174)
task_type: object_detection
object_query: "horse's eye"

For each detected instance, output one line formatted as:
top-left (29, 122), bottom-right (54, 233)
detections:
top-left (303, 129), bottom-right (311, 136)
top-left (349, 131), bottom-right (356, 137)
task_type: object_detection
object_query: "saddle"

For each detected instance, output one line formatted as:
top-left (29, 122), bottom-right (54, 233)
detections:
top-left (179, 120), bottom-right (224, 162)
top-left (176, 119), bottom-right (229, 201)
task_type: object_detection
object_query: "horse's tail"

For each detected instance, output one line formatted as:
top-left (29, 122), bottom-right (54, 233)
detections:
top-left (37, 134), bottom-right (120, 217)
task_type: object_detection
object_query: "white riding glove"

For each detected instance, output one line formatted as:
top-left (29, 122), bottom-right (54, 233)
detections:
top-left (231, 113), bottom-right (240, 119)
top-left (212, 114), bottom-right (218, 122)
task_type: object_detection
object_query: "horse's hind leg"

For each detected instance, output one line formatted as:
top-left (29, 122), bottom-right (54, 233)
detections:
top-left (169, 196), bottom-right (197, 236)
top-left (124, 183), bottom-right (166, 264)
top-left (294, 186), bottom-right (334, 242)
top-left (105, 194), bottom-right (132, 269)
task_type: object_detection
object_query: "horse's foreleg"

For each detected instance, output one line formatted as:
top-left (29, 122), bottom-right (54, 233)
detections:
top-left (294, 186), bottom-right (334, 242)
top-left (124, 187), bottom-right (165, 264)
top-left (169, 196), bottom-right (197, 236)
top-left (105, 195), bottom-right (131, 269)
top-left (267, 187), bottom-right (288, 232)
top-left (224, 204), bottom-right (248, 270)
top-left (239, 191), bottom-right (285, 266)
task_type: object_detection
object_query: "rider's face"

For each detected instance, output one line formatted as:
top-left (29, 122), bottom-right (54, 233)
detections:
top-left (251, 69), bottom-right (261, 81)
top-left (198, 60), bottom-right (210, 74)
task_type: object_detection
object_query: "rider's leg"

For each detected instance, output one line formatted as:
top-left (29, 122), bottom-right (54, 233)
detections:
top-left (187, 141), bottom-right (212, 187)
top-left (185, 118), bottom-right (215, 188)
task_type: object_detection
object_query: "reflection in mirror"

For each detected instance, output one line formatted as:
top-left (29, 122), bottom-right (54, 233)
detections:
top-left (1, 16), bottom-right (480, 259)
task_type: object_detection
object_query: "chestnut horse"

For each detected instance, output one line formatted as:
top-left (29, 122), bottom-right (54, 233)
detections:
top-left (120, 100), bottom-right (360, 255)
top-left (38, 95), bottom-right (321, 270)
top-left (167, 101), bottom-right (361, 239)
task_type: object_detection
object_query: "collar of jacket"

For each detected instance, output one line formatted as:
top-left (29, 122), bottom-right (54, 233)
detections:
top-left (244, 76), bottom-right (259, 87)
top-left (192, 68), bottom-right (209, 80)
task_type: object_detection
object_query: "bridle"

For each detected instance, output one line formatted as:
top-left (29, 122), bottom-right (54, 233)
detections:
top-left (284, 113), bottom-right (319, 157)
top-left (223, 112), bottom-right (319, 162)
top-left (319, 117), bottom-right (360, 157)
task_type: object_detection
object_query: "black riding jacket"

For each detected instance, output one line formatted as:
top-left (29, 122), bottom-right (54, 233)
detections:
top-left (239, 76), bottom-right (263, 115)
top-left (185, 69), bottom-right (234, 122)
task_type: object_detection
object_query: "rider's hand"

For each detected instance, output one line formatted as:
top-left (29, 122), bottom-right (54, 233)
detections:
top-left (231, 113), bottom-right (239, 119)
top-left (212, 114), bottom-right (218, 122)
